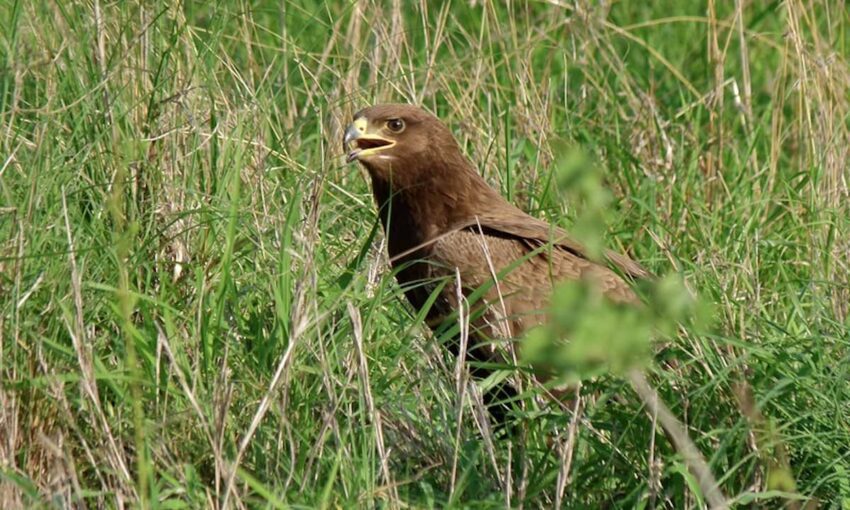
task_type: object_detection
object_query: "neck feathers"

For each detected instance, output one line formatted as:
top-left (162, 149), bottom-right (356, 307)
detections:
top-left (367, 152), bottom-right (502, 257)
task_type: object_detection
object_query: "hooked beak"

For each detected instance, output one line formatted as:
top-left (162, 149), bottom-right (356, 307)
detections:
top-left (343, 118), bottom-right (395, 163)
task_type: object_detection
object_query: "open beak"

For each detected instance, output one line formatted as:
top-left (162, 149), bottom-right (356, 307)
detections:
top-left (343, 118), bottom-right (395, 163)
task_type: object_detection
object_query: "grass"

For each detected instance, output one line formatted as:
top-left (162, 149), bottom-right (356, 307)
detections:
top-left (1, 0), bottom-right (849, 507)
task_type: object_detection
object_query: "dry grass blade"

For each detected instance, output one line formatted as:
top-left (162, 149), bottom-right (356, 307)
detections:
top-left (155, 323), bottom-right (225, 499)
top-left (347, 302), bottom-right (398, 508)
top-left (554, 386), bottom-right (582, 509)
top-left (222, 157), bottom-right (326, 507)
top-left (61, 188), bottom-right (133, 490)
top-left (449, 268), bottom-right (471, 500)
top-left (221, 289), bottom-right (301, 509)
top-left (628, 370), bottom-right (728, 509)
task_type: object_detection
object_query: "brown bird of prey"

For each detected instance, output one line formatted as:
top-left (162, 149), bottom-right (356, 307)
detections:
top-left (343, 103), bottom-right (649, 422)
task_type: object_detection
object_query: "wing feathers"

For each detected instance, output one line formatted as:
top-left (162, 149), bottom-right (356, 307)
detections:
top-left (452, 208), bottom-right (651, 281)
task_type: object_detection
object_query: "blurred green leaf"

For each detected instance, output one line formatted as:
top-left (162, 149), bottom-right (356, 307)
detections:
top-left (522, 264), bottom-right (715, 382)
top-left (551, 142), bottom-right (612, 261)
top-left (767, 465), bottom-right (798, 493)
top-left (522, 279), bottom-right (652, 381)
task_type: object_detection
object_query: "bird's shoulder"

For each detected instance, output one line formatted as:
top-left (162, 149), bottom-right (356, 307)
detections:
top-left (429, 226), bottom-right (589, 286)
top-left (429, 222), bottom-right (639, 304)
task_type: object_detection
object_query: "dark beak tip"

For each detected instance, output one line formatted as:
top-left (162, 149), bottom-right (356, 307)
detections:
top-left (343, 124), bottom-right (359, 148)
top-left (343, 124), bottom-right (360, 162)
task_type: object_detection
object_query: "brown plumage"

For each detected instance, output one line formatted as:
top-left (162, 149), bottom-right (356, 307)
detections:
top-left (343, 104), bottom-right (648, 420)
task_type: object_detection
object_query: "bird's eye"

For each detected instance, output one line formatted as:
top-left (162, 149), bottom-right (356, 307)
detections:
top-left (386, 118), bottom-right (405, 132)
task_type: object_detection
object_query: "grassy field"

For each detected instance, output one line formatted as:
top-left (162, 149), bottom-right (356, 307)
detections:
top-left (2, 0), bottom-right (849, 508)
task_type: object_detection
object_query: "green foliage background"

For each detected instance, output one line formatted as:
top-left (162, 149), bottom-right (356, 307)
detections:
top-left (1, 1), bottom-right (849, 508)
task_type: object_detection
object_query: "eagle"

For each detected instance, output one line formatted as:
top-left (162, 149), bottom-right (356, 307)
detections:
top-left (343, 103), bottom-right (649, 423)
